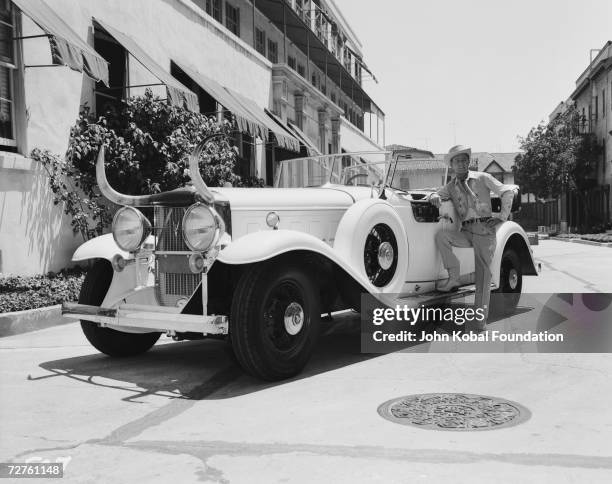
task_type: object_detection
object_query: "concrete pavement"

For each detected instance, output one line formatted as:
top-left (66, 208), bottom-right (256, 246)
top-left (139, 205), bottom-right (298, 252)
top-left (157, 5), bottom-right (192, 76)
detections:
top-left (1, 240), bottom-right (612, 483)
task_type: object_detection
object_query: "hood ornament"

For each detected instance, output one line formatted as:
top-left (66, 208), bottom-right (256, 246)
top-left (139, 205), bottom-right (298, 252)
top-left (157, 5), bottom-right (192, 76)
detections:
top-left (96, 133), bottom-right (228, 207)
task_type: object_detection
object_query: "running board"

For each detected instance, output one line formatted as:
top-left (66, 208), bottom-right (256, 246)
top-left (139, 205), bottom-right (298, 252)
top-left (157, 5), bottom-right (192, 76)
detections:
top-left (391, 285), bottom-right (477, 307)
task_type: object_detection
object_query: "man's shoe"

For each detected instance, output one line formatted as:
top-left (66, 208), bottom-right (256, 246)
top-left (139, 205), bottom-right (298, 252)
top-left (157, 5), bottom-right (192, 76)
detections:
top-left (437, 267), bottom-right (460, 293)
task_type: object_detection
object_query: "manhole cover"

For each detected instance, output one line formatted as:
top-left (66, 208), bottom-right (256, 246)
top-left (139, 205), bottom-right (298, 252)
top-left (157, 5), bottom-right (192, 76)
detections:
top-left (378, 393), bottom-right (530, 431)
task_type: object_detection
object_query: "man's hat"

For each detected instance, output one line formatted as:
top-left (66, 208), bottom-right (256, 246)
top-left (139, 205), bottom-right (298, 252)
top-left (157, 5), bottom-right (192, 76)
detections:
top-left (444, 145), bottom-right (472, 164)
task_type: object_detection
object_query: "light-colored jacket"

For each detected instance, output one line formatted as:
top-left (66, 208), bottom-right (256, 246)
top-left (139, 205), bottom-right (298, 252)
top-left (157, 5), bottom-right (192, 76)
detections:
top-left (437, 171), bottom-right (517, 222)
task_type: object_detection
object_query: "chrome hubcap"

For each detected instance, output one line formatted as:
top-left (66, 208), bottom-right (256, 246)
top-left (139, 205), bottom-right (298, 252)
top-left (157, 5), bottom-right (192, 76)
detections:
top-left (284, 302), bottom-right (304, 335)
top-left (508, 269), bottom-right (518, 290)
top-left (377, 241), bottom-right (395, 270)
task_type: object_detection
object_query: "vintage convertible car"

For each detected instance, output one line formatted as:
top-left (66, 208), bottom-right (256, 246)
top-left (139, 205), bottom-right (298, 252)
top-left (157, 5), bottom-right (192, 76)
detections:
top-left (62, 134), bottom-right (537, 380)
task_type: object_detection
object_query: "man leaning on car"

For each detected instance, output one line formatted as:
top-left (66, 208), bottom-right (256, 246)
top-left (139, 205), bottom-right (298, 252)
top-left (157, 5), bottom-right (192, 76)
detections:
top-left (428, 145), bottom-right (517, 328)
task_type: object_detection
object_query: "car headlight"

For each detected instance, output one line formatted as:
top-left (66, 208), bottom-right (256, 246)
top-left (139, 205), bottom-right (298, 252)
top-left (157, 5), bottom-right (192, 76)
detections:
top-left (182, 203), bottom-right (221, 252)
top-left (112, 207), bottom-right (151, 252)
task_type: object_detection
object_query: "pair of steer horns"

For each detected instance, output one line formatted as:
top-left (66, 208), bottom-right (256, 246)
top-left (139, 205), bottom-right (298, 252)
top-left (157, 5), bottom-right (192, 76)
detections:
top-left (96, 133), bottom-right (227, 206)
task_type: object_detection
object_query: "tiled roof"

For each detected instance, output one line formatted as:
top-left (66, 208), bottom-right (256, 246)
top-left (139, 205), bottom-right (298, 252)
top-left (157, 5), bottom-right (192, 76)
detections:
top-left (386, 144), bottom-right (434, 158)
top-left (397, 158), bottom-right (447, 170)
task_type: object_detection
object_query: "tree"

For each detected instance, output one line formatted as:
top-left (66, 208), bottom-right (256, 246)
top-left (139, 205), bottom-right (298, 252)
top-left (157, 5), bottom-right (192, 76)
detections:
top-left (32, 89), bottom-right (244, 242)
top-left (513, 104), bottom-right (602, 230)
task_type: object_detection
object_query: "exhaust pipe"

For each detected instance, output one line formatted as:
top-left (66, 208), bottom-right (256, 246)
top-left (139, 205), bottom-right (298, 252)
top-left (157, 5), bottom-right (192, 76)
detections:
top-left (96, 133), bottom-right (227, 206)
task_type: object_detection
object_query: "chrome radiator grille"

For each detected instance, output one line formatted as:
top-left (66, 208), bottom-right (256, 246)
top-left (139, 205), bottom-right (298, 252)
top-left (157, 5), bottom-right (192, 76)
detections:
top-left (154, 207), bottom-right (200, 307)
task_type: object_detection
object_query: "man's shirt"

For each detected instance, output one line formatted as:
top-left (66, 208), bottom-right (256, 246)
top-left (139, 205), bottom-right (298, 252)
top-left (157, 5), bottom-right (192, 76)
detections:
top-left (436, 171), bottom-right (517, 223)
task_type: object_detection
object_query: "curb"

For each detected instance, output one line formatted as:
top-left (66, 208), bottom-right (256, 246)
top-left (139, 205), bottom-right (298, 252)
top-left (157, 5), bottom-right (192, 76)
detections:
top-left (0, 305), bottom-right (74, 337)
top-left (550, 237), bottom-right (612, 248)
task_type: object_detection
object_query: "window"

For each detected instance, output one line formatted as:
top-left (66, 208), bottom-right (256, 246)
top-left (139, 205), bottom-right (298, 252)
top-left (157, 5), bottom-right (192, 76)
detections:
top-left (255, 28), bottom-right (266, 56)
top-left (603, 89), bottom-right (606, 119)
top-left (205, 0), bottom-right (222, 22)
top-left (0, 0), bottom-right (17, 148)
top-left (595, 95), bottom-right (598, 121)
top-left (94, 24), bottom-right (127, 117)
top-left (225, 3), bottom-right (239, 36)
top-left (297, 64), bottom-right (305, 77)
top-left (330, 91), bottom-right (336, 103)
top-left (288, 56), bottom-right (296, 69)
top-left (267, 39), bottom-right (278, 63)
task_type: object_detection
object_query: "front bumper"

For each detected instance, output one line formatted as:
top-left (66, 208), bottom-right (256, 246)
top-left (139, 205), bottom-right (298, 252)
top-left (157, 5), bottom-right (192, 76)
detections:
top-left (62, 302), bottom-right (228, 335)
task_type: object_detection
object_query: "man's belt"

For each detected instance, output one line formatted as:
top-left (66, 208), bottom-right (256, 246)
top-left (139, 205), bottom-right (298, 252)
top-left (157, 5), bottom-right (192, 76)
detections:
top-left (462, 217), bottom-right (491, 226)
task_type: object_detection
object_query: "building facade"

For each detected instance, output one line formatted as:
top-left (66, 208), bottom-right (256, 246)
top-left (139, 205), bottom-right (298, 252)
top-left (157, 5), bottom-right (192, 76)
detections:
top-left (0, 0), bottom-right (384, 275)
top-left (550, 41), bottom-right (611, 227)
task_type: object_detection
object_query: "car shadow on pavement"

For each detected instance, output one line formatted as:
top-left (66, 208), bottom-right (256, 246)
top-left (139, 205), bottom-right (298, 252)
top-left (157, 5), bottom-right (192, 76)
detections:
top-left (33, 313), bottom-right (382, 402)
top-left (33, 305), bottom-right (538, 402)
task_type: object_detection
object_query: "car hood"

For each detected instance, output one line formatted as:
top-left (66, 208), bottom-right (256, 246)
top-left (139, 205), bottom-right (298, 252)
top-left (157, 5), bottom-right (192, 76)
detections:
top-left (210, 187), bottom-right (356, 210)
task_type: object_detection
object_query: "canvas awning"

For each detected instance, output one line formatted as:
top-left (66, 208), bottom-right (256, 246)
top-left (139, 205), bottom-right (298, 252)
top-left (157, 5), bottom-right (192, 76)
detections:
top-left (13, 0), bottom-right (109, 84)
top-left (266, 110), bottom-right (320, 156)
top-left (286, 119), bottom-right (321, 156)
top-left (174, 62), bottom-right (300, 152)
top-left (94, 18), bottom-right (198, 112)
top-left (224, 89), bottom-right (300, 152)
top-left (174, 62), bottom-right (268, 140)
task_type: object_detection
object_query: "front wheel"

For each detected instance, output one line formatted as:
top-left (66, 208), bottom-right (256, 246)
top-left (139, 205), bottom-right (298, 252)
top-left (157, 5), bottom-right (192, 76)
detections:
top-left (491, 248), bottom-right (522, 316)
top-left (230, 261), bottom-right (321, 381)
top-left (79, 260), bottom-right (160, 357)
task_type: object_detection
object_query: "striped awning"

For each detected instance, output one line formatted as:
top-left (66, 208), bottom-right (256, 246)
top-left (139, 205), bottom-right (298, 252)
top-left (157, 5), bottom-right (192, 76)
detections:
top-left (13, 0), bottom-right (109, 85)
top-left (94, 18), bottom-right (198, 112)
top-left (175, 62), bottom-right (300, 152)
top-left (223, 89), bottom-right (300, 152)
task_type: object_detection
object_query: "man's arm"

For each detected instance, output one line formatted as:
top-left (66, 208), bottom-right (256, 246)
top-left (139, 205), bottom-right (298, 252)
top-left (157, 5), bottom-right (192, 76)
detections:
top-left (428, 183), bottom-right (451, 207)
top-left (480, 172), bottom-right (518, 221)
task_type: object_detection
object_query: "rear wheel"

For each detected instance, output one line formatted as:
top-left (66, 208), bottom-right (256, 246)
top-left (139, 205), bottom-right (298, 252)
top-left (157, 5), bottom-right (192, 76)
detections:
top-left (79, 260), bottom-right (160, 357)
top-left (230, 261), bottom-right (320, 381)
top-left (491, 248), bottom-right (522, 316)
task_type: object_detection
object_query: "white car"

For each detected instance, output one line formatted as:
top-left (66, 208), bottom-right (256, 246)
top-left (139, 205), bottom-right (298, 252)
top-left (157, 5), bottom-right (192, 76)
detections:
top-left (62, 135), bottom-right (537, 380)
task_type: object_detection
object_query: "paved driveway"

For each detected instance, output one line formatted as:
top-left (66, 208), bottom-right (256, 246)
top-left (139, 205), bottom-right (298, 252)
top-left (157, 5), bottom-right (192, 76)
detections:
top-left (1, 240), bottom-right (611, 483)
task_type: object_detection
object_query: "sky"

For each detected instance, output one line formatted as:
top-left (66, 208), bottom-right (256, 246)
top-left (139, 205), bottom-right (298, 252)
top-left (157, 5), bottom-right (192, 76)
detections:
top-left (333, 0), bottom-right (612, 154)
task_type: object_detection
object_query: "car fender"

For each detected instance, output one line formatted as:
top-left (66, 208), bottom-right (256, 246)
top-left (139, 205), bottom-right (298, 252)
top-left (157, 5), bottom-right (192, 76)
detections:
top-left (333, 198), bottom-right (409, 294)
top-left (492, 221), bottom-right (538, 287)
top-left (217, 229), bottom-right (373, 291)
top-left (71, 233), bottom-right (128, 262)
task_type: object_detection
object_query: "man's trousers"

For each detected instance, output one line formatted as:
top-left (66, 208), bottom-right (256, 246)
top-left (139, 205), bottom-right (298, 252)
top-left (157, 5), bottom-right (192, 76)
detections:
top-left (434, 221), bottom-right (496, 319)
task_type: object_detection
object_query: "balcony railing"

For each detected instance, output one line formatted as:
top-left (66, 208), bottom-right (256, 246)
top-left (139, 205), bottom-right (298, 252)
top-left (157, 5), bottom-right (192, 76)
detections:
top-left (287, 0), bottom-right (358, 83)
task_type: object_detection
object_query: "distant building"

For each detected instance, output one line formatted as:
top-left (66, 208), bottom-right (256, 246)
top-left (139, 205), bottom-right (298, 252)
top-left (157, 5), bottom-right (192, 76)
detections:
top-left (385, 144), bottom-right (434, 159)
top-left (471, 152), bottom-right (519, 184)
top-left (549, 41), bottom-right (611, 227)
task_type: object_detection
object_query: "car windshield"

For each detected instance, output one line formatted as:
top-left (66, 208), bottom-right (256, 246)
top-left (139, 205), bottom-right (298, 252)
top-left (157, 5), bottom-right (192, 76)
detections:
top-left (275, 151), bottom-right (391, 188)
top-left (386, 156), bottom-right (448, 191)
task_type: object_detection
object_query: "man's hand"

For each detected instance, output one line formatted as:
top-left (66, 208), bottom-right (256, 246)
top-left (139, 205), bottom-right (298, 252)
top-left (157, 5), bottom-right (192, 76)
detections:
top-left (486, 217), bottom-right (504, 229)
top-left (428, 193), bottom-right (442, 208)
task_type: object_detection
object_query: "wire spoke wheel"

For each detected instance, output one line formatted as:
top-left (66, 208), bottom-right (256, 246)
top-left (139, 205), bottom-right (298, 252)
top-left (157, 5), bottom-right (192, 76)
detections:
top-left (262, 281), bottom-right (307, 355)
top-left (364, 223), bottom-right (398, 287)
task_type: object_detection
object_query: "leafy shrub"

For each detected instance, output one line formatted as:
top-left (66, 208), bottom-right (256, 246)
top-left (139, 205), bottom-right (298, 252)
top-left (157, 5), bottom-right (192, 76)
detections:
top-left (32, 90), bottom-right (239, 241)
top-left (0, 268), bottom-right (85, 313)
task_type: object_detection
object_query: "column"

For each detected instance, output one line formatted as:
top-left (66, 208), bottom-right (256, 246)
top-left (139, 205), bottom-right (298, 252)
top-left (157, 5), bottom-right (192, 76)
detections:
top-left (318, 109), bottom-right (328, 153)
top-left (331, 115), bottom-right (340, 154)
top-left (294, 92), bottom-right (306, 130)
